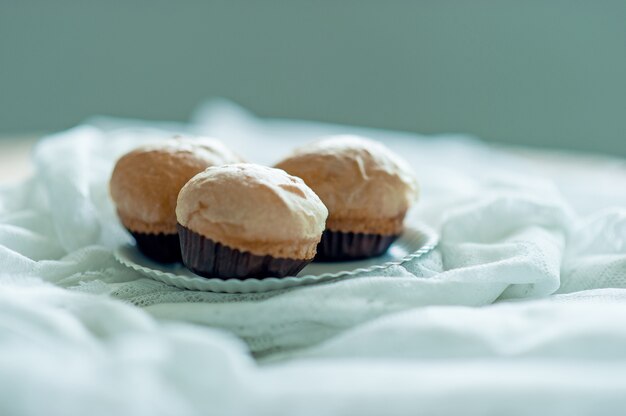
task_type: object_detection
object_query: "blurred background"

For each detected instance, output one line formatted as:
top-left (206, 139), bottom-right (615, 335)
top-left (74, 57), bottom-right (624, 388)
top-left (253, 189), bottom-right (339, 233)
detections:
top-left (1, 0), bottom-right (625, 155)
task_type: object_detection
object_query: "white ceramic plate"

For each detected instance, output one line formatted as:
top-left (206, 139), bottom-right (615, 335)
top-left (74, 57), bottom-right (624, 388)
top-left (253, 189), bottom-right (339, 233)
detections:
top-left (114, 224), bottom-right (438, 294)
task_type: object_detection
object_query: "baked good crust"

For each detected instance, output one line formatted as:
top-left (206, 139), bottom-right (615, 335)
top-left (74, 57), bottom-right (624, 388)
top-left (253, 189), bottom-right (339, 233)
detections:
top-left (275, 135), bottom-right (418, 235)
top-left (110, 137), bottom-right (242, 234)
top-left (176, 163), bottom-right (328, 259)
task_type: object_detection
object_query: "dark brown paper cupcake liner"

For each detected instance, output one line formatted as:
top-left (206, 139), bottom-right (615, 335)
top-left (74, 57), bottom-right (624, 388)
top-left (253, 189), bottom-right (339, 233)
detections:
top-left (129, 229), bottom-right (182, 264)
top-left (314, 229), bottom-right (399, 262)
top-left (177, 224), bottom-right (312, 279)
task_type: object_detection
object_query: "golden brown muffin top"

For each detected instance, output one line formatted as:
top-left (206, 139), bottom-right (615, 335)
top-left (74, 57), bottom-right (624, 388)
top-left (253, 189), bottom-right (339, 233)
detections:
top-left (275, 135), bottom-right (418, 234)
top-left (176, 163), bottom-right (328, 258)
top-left (110, 137), bottom-right (242, 234)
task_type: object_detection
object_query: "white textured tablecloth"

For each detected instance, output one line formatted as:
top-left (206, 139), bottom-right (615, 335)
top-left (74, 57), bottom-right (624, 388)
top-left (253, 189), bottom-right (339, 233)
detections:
top-left (1, 101), bottom-right (626, 415)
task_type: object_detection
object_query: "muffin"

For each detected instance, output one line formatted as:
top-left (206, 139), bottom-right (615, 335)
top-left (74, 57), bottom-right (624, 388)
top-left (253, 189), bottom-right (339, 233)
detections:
top-left (176, 163), bottom-right (328, 279)
top-left (109, 137), bottom-right (242, 263)
top-left (275, 135), bottom-right (418, 261)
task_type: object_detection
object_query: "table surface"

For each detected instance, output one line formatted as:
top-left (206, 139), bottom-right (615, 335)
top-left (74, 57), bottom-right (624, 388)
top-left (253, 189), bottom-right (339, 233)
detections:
top-left (0, 135), bottom-right (39, 185)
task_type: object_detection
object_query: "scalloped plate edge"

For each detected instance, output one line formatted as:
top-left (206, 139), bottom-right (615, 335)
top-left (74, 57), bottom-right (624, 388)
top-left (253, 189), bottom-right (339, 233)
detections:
top-left (114, 224), bottom-right (438, 293)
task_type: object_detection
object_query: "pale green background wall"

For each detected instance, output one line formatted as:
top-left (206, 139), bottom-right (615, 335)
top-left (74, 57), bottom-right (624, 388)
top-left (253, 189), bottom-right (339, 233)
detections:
top-left (1, 0), bottom-right (625, 155)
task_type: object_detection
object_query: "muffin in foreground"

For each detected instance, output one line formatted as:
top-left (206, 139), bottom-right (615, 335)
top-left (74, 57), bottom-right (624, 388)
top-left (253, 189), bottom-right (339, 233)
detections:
top-left (275, 135), bottom-right (418, 261)
top-left (109, 137), bottom-right (242, 263)
top-left (176, 163), bottom-right (328, 279)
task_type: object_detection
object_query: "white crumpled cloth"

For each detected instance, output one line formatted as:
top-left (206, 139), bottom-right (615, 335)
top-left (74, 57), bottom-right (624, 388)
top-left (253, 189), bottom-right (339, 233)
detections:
top-left (1, 100), bottom-right (626, 415)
